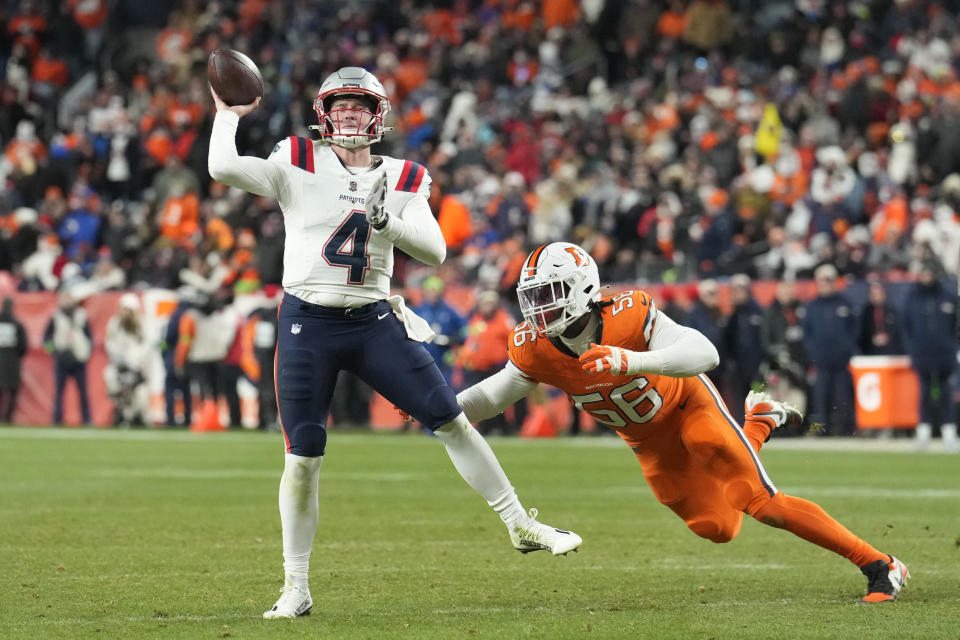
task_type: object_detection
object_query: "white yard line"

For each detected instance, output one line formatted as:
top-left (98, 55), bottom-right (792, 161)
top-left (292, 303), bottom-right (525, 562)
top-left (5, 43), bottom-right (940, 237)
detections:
top-left (89, 467), bottom-right (424, 481)
top-left (777, 486), bottom-right (960, 498)
top-left (0, 612), bottom-right (251, 628)
top-left (0, 427), bottom-right (950, 454)
top-left (548, 436), bottom-right (955, 453)
top-left (590, 484), bottom-right (960, 498)
top-left (0, 427), bottom-right (274, 443)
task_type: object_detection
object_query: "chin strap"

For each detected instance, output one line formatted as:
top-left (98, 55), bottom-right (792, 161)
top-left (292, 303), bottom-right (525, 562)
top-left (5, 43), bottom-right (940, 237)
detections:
top-left (307, 125), bottom-right (394, 133)
top-left (306, 125), bottom-right (395, 148)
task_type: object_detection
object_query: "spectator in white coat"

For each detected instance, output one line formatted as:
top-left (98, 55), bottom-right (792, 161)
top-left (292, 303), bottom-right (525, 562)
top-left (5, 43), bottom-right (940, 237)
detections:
top-left (104, 293), bottom-right (150, 425)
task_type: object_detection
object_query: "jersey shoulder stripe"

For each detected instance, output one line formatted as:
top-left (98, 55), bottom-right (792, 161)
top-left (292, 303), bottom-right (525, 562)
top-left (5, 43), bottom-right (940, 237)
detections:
top-left (637, 292), bottom-right (658, 342)
top-left (395, 160), bottom-right (426, 192)
top-left (288, 136), bottom-right (315, 173)
top-left (601, 289), bottom-right (657, 351)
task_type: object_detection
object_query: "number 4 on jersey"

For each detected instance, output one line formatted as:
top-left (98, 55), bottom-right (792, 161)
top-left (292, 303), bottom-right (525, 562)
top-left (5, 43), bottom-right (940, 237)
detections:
top-left (322, 210), bottom-right (370, 285)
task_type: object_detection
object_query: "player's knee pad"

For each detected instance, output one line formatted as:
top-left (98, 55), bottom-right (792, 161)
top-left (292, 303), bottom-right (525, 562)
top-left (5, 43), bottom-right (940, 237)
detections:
top-left (288, 422), bottom-right (327, 457)
top-left (418, 384), bottom-right (461, 431)
top-left (686, 512), bottom-right (742, 543)
top-left (723, 478), bottom-right (755, 511)
top-left (647, 474), bottom-right (683, 507)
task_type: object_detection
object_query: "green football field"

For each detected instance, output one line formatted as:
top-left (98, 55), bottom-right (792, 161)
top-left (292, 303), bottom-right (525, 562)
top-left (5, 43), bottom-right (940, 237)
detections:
top-left (1, 427), bottom-right (958, 640)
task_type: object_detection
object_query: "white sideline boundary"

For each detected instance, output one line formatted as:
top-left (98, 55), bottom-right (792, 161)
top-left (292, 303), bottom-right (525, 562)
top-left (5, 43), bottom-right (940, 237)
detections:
top-left (0, 426), bottom-right (953, 453)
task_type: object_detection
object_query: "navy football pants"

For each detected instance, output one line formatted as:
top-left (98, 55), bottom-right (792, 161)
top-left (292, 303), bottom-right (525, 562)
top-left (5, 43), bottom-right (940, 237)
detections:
top-left (275, 293), bottom-right (461, 456)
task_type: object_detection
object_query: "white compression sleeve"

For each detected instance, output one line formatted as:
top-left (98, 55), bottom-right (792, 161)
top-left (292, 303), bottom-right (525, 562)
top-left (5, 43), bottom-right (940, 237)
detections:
top-left (278, 453), bottom-right (323, 589)
top-left (208, 111), bottom-right (289, 201)
top-left (432, 413), bottom-right (527, 528)
top-left (626, 310), bottom-right (720, 377)
top-left (376, 196), bottom-right (446, 265)
top-left (456, 362), bottom-right (538, 423)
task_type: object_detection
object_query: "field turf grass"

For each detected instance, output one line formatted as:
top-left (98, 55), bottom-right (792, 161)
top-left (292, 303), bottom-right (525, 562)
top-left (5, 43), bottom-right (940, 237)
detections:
top-left (1, 427), bottom-right (958, 639)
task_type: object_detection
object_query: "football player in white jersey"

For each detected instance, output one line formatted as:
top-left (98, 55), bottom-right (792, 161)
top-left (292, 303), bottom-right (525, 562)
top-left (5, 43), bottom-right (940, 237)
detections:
top-left (208, 67), bottom-right (581, 620)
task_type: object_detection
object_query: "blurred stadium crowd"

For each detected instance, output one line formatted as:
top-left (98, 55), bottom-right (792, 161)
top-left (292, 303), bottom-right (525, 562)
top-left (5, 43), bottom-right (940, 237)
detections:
top-left (3, 0), bottom-right (960, 290)
top-left (1, 0), bottom-right (959, 439)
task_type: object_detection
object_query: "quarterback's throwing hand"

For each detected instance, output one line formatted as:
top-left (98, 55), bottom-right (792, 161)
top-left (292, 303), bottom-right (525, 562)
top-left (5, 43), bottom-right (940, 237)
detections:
top-left (209, 85), bottom-right (260, 117)
top-left (580, 343), bottom-right (630, 374)
top-left (365, 171), bottom-right (389, 230)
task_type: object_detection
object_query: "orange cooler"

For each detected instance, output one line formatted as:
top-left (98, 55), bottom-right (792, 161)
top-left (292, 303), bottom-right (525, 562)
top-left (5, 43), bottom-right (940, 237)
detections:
top-left (848, 356), bottom-right (920, 429)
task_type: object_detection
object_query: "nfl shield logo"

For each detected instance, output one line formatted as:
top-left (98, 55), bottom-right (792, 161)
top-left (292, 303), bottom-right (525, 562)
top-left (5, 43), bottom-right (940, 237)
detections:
top-left (349, 181), bottom-right (358, 192)
top-left (291, 323), bottom-right (302, 335)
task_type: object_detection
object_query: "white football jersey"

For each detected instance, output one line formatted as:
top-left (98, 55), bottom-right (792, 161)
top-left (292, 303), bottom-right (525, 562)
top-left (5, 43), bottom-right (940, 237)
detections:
top-left (208, 111), bottom-right (445, 307)
top-left (266, 138), bottom-right (430, 300)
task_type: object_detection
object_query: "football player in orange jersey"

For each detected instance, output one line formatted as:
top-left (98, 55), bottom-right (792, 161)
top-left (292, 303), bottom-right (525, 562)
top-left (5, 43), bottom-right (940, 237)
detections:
top-left (454, 242), bottom-right (908, 604)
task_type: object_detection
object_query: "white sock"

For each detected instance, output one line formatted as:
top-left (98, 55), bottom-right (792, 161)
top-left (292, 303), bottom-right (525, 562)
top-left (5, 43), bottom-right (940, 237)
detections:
top-left (941, 423), bottom-right (958, 453)
top-left (279, 453), bottom-right (323, 589)
top-left (433, 413), bottom-right (527, 528)
top-left (915, 423), bottom-right (932, 450)
top-left (487, 485), bottom-right (529, 529)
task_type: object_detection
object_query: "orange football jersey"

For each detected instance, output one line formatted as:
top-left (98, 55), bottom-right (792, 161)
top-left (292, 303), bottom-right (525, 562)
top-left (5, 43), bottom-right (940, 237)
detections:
top-left (508, 290), bottom-right (697, 439)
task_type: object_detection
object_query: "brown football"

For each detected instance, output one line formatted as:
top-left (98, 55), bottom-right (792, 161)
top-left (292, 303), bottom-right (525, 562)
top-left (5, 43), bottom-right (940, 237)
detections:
top-left (207, 48), bottom-right (263, 107)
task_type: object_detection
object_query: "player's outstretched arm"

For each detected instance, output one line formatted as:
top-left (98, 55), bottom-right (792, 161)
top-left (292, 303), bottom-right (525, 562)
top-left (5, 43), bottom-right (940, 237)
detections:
top-left (207, 87), bottom-right (287, 201)
top-left (456, 362), bottom-right (538, 423)
top-left (579, 310), bottom-right (719, 377)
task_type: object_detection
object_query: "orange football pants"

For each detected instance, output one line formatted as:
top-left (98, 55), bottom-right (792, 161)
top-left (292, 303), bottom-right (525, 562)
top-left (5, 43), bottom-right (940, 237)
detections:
top-left (618, 375), bottom-right (885, 568)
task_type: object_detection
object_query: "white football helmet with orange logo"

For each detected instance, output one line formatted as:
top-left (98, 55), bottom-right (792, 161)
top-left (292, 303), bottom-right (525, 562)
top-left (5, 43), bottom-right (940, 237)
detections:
top-left (311, 66), bottom-right (391, 149)
top-left (516, 242), bottom-right (601, 336)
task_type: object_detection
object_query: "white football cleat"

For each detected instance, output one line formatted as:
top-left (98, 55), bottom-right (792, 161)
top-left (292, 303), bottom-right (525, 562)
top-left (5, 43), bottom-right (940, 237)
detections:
top-left (509, 508), bottom-right (582, 555)
top-left (860, 555), bottom-right (910, 603)
top-left (745, 390), bottom-right (802, 440)
top-left (263, 585), bottom-right (313, 619)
